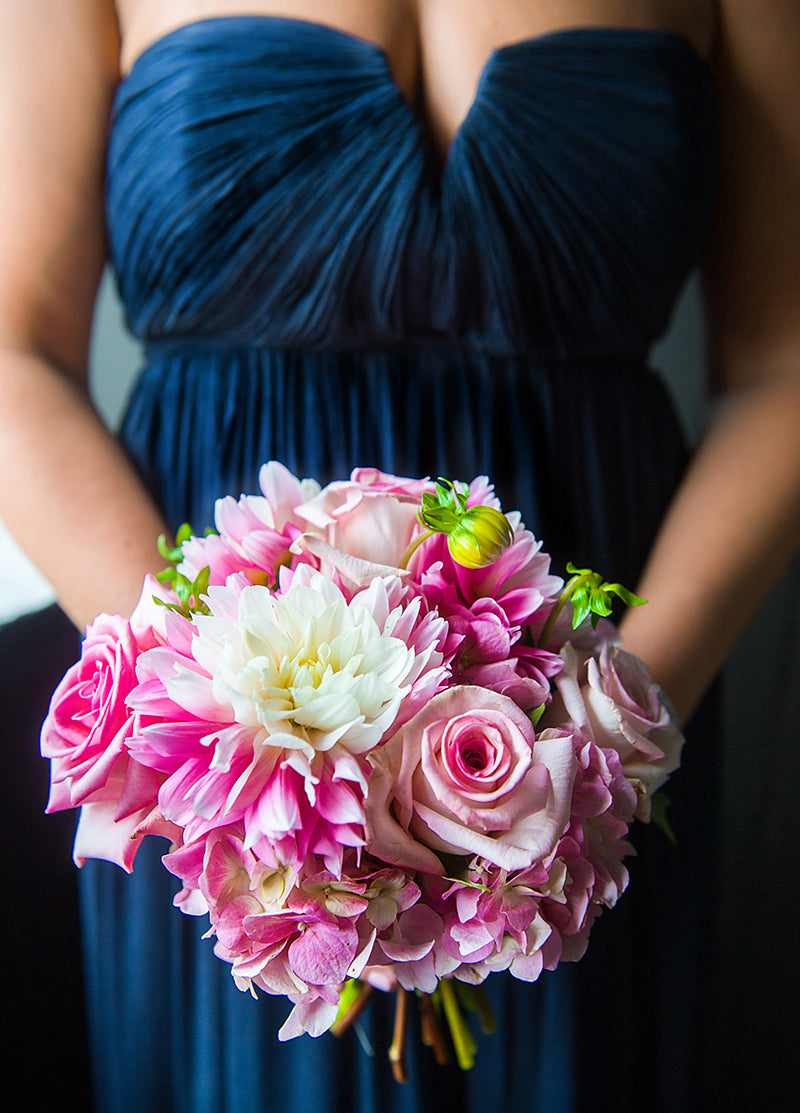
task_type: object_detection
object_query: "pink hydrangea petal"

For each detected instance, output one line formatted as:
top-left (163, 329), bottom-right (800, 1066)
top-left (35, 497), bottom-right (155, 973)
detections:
top-left (278, 997), bottom-right (340, 1041)
top-left (288, 921), bottom-right (358, 986)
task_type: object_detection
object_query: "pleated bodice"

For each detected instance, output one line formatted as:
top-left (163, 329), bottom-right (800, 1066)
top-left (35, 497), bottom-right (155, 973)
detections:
top-left (107, 17), bottom-right (717, 360)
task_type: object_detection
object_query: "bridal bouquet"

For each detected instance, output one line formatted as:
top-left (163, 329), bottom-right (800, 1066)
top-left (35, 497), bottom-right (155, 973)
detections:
top-left (41, 464), bottom-right (684, 1075)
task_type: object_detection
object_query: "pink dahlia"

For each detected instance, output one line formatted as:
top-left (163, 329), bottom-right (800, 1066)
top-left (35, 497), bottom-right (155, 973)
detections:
top-left (179, 462), bottom-right (320, 586)
top-left (128, 568), bottom-right (450, 869)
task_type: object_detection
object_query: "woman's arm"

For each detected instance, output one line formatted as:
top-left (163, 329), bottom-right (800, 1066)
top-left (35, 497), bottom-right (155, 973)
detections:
top-left (618, 0), bottom-right (800, 723)
top-left (0, 0), bottom-right (169, 630)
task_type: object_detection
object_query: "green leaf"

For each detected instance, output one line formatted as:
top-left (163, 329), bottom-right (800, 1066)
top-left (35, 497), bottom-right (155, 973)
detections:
top-left (563, 564), bottom-right (645, 629)
top-left (606, 582), bottom-right (647, 608)
top-left (527, 703), bottom-right (547, 727)
top-left (157, 534), bottom-right (183, 565)
top-left (442, 876), bottom-right (492, 893)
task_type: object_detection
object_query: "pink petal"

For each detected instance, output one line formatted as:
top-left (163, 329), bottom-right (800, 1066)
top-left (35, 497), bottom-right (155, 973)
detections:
top-left (288, 921), bottom-right (358, 985)
top-left (72, 802), bottom-right (148, 872)
top-left (278, 997), bottom-right (340, 1041)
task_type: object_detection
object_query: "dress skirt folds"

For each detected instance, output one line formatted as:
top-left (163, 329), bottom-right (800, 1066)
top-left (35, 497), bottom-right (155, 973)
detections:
top-left (78, 16), bottom-right (719, 1113)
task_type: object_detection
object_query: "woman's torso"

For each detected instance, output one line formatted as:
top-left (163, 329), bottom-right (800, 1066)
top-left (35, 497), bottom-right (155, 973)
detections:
top-left (106, 0), bottom-right (718, 579)
top-left (106, 0), bottom-right (718, 359)
top-left (83, 9), bottom-right (724, 1112)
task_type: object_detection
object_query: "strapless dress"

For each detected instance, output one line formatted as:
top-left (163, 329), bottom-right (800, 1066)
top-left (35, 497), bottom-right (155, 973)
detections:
top-left (79, 17), bottom-right (719, 1113)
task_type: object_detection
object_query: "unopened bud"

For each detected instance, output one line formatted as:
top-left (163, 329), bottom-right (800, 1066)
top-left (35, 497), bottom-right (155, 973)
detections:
top-left (447, 505), bottom-right (514, 568)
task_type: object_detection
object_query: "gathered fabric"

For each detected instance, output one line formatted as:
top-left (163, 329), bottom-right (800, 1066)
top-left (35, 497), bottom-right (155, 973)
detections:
top-left (81, 17), bottom-right (720, 1113)
top-left (108, 18), bottom-right (716, 358)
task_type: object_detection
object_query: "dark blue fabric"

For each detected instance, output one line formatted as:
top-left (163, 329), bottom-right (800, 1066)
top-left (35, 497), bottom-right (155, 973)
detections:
top-left (82, 17), bottom-right (719, 1113)
top-left (107, 18), bottom-right (716, 358)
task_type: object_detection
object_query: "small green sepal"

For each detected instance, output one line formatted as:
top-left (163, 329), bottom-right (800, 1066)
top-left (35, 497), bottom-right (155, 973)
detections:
top-left (538, 563), bottom-right (646, 648)
top-left (528, 703), bottom-right (547, 727)
top-left (563, 563), bottom-right (646, 630)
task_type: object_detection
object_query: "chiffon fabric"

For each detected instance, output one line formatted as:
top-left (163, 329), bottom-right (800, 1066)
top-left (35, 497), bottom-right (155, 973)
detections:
top-left (81, 18), bottom-right (719, 1113)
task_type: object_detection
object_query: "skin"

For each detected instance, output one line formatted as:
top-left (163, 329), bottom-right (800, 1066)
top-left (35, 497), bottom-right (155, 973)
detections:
top-left (1, 0), bottom-right (798, 725)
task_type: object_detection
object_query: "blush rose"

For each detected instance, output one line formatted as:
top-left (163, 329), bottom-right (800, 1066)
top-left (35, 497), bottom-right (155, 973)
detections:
top-left (551, 643), bottom-right (685, 820)
top-left (365, 687), bottom-right (576, 874)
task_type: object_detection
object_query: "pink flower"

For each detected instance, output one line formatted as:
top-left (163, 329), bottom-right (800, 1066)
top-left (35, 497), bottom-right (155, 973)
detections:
top-left (376, 903), bottom-right (445, 992)
top-left (540, 737), bottom-right (637, 961)
top-left (550, 644), bottom-right (685, 820)
top-left (440, 860), bottom-right (554, 973)
top-left (295, 468), bottom-right (433, 568)
top-left (41, 614), bottom-right (139, 810)
top-left (179, 462), bottom-right (319, 586)
top-left (128, 570), bottom-right (449, 868)
top-left (442, 597), bottom-right (563, 712)
top-left (40, 610), bottom-right (165, 869)
top-left (365, 688), bottom-right (576, 874)
top-left (163, 831), bottom-right (375, 1036)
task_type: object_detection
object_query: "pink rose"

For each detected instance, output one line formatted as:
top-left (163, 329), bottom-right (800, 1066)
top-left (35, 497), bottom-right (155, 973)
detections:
top-left (41, 614), bottom-right (141, 812)
top-left (365, 687), bottom-right (576, 873)
top-left (550, 643), bottom-right (685, 821)
top-left (295, 468), bottom-right (432, 568)
top-left (40, 611), bottom-right (164, 869)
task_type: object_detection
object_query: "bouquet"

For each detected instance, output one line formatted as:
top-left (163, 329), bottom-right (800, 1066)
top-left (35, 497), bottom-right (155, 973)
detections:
top-left (41, 464), bottom-right (684, 1077)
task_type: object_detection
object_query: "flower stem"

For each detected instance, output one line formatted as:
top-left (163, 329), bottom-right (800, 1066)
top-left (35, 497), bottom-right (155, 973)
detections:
top-left (455, 982), bottom-right (497, 1035)
top-left (537, 579), bottom-right (577, 648)
top-left (330, 981), bottom-right (373, 1038)
top-left (418, 993), bottom-right (450, 1065)
top-left (398, 529), bottom-right (436, 571)
top-left (388, 987), bottom-right (409, 1083)
top-left (438, 979), bottom-right (477, 1071)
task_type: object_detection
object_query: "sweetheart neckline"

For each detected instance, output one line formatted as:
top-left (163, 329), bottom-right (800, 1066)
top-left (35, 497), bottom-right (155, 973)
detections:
top-left (116, 15), bottom-right (711, 167)
top-left (119, 12), bottom-right (707, 79)
top-left (118, 13), bottom-right (710, 92)
top-left (120, 12), bottom-right (708, 74)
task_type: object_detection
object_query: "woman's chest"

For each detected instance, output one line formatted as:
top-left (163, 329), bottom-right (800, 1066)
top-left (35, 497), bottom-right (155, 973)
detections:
top-left (106, 10), bottom-right (718, 355)
top-left (114, 0), bottom-right (716, 159)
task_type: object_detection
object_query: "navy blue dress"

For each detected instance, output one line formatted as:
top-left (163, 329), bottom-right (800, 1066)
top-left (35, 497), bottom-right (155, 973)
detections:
top-left (81, 17), bottom-right (719, 1113)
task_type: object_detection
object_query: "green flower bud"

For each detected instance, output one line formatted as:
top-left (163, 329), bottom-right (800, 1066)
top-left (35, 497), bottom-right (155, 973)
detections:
top-left (409, 478), bottom-right (515, 570)
top-left (446, 505), bottom-right (514, 568)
